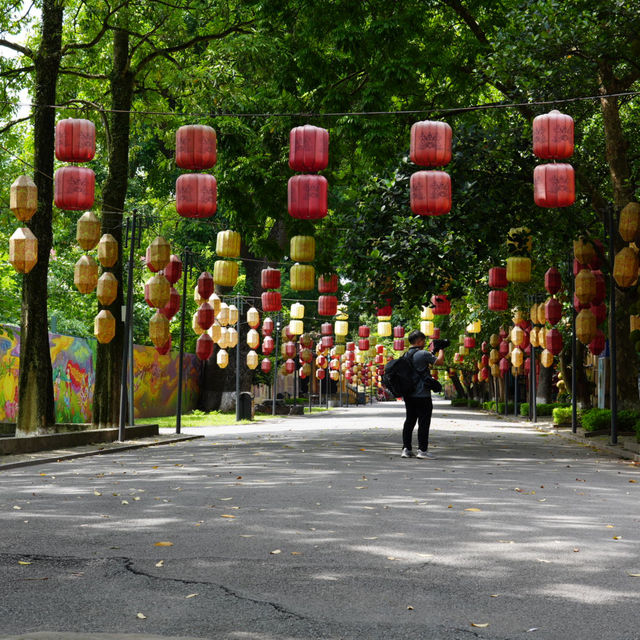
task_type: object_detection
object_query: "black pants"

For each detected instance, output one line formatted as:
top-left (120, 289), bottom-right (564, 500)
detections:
top-left (403, 396), bottom-right (433, 451)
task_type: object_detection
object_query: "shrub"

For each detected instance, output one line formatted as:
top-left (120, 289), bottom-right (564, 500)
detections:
top-left (519, 403), bottom-right (529, 416)
top-left (521, 402), bottom-right (570, 417)
top-left (581, 408), bottom-right (611, 432)
top-left (617, 409), bottom-right (640, 432)
top-left (634, 420), bottom-right (640, 442)
top-left (553, 407), bottom-right (572, 425)
top-left (467, 399), bottom-right (481, 407)
top-left (451, 398), bottom-right (481, 408)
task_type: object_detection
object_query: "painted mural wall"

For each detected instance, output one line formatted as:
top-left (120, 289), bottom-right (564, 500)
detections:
top-left (0, 324), bottom-right (201, 423)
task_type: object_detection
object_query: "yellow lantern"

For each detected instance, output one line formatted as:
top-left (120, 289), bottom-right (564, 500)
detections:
top-left (575, 269), bottom-right (596, 304)
top-left (10, 175), bottom-right (37, 222)
top-left (214, 260), bottom-right (238, 287)
top-left (540, 349), bottom-right (554, 368)
top-left (335, 320), bottom-right (348, 336)
top-left (529, 327), bottom-right (539, 348)
top-left (459, 346), bottom-right (469, 356)
top-left (247, 306), bottom-right (260, 328)
top-left (290, 235), bottom-right (315, 262)
top-left (613, 247), bottom-right (639, 288)
top-left (377, 321), bottom-right (391, 336)
top-left (530, 303), bottom-right (539, 325)
top-left (576, 309), bottom-right (596, 345)
top-left (512, 310), bottom-right (525, 326)
top-left (218, 328), bottom-right (230, 349)
top-left (468, 320), bottom-right (482, 334)
top-left (227, 327), bottom-right (238, 348)
top-left (192, 312), bottom-right (204, 336)
top-left (246, 350), bottom-right (259, 370)
top-left (631, 315), bottom-right (640, 333)
top-left (421, 306), bottom-right (434, 321)
top-left (194, 285), bottom-right (207, 305)
top-left (511, 347), bottom-right (524, 368)
top-left (97, 233), bottom-right (118, 268)
top-left (145, 273), bottom-right (170, 308)
top-left (217, 302), bottom-right (230, 326)
top-left (300, 362), bottom-right (311, 377)
top-left (147, 236), bottom-right (170, 271)
top-left (489, 349), bottom-right (500, 364)
top-left (290, 263), bottom-right (315, 291)
top-left (228, 304), bottom-right (239, 326)
top-left (149, 311), bottom-right (170, 347)
top-left (97, 272), bottom-right (118, 306)
top-left (420, 320), bottom-right (434, 336)
top-left (217, 349), bottom-right (229, 369)
top-left (334, 344), bottom-right (346, 356)
top-left (290, 319), bottom-right (304, 335)
top-left (538, 327), bottom-right (547, 348)
top-left (94, 310), bottom-right (116, 344)
top-left (506, 256), bottom-right (531, 283)
top-left (537, 303), bottom-right (546, 326)
top-left (74, 255), bottom-right (98, 294)
top-left (9, 227), bottom-right (38, 274)
top-left (76, 211), bottom-right (101, 251)
top-left (619, 202), bottom-right (640, 242)
top-left (290, 302), bottom-right (305, 319)
top-left (247, 329), bottom-right (260, 349)
top-left (573, 238), bottom-right (595, 265)
top-left (208, 322), bottom-right (222, 343)
top-left (330, 370), bottom-right (340, 381)
top-left (511, 325), bottom-right (524, 346)
top-left (216, 230), bottom-right (241, 258)
top-left (490, 333), bottom-right (500, 348)
top-left (209, 292), bottom-right (221, 316)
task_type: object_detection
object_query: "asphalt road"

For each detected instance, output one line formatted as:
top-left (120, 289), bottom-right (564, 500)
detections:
top-left (1, 398), bottom-right (639, 640)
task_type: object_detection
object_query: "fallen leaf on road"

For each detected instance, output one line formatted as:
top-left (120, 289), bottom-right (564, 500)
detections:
top-left (465, 508), bottom-right (482, 512)
top-left (18, 561), bottom-right (31, 565)
top-left (628, 573), bottom-right (640, 577)
top-left (155, 561), bottom-right (164, 567)
top-left (154, 541), bottom-right (173, 547)
top-left (417, 553), bottom-right (433, 558)
top-left (537, 559), bottom-right (551, 563)
top-left (471, 622), bottom-right (489, 628)
top-left (185, 593), bottom-right (198, 599)
top-left (606, 525), bottom-right (614, 528)
top-left (13, 506), bottom-right (22, 510)
top-left (136, 613), bottom-right (147, 620)
top-left (490, 594), bottom-right (499, 598)
top-left (291, 552), bottom-right (302, 555)
top-left (387, 556), bottom-right (396, 560)
top-left (499, 540), bottom-right (514, 544)
top-left (363, 537), bottom-right (378, 540)
top-left (270, 549), bottom-right (281, 555)
top-left (613, 536), bottom-right (622, 540)
top-left (93, 491), bottom-right (102, 496)
top-left (407, 605), bottom-right (414, 610)
top-left (573, 548), bottom-right (580, 552)
top-left (221, 514), bottom-right (235, 519)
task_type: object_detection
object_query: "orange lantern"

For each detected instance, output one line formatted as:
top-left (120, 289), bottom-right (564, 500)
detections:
top-left (144, 273), bottom-right (170, 309)
top-left (94, 310), bottom-right (116, 344)
top-left (97, 272), bottom-right (118, 306)
top-left (9, 227), bottom-right (38, 274)
top-left (146, 236), bottom-right (170, 272)
top-left (216, 230), bottom-right (241, 258)
top-left (613, 247), bottom-right (639, 288)
top-left (149, 311), bottom-right (170, 348)
top-left (619, 202), bottom-right (640, 242)
top-left (575, 269), bottom-right (596, 304)
top-left (214, 260), bottom-right (238, 287)
top-left (97, 233), bottom-right (118, 268)
top-left (10, 175), bottom-right (37, 222)
top-left (74, 255), bottom-right (98, 294)
top-left (576, 309), bottom-right (596, 345)
top-left (76, 211), bottom-right (101, 250)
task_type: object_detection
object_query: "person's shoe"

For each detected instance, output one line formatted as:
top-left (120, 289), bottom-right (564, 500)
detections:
top-left (401, 448), bottom-right (415, 458)
top-left (416, 450), bottom-right (434, 459)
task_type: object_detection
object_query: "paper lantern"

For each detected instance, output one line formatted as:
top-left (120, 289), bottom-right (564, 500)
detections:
top-left (574, 238), bottom-right (596, 266)
top-left (511, 347), bottom-right (524, 368)
top-left (421, 306), bottom-right (435, 321)
top-left (10, 175), bottom-right (37, 222)
top-left (533, 164), bottom-right (575, 208)
top-left (97, 272), bottom-right (118, 307)
top-left (216, 230), bottom-right (241, 258)
top-left (538, 327), bottom-right (547, 348)
top-left (410, 170), bottom-right (451, 216)
top-left (619, 202), bottom-right (640, 242)
top-left (589, 330), bottom-right (606, 356)
top-left (75, 211), bottom-right (101, 251)
top-left (175, 124), bottom-right (217, 170)
top-left (506, 256), bottom-right (531, 283)
top-left (143, 237), bottom-right (169, 273)
top-left (149, 311), bottom-right (170, 348)
top-left (192, 312), bottom-right (204, 336)
top-left (488, 267), bottom-right (508, 289)
top-left (376, 301), bottom-right (393, 319)
top-left (318, 295), bottom-right (338, 316)
top-left (213, 260), bottom-right (238, 288)
top-left (93, 310), bottom-right (115, 344)
top-left (246, 307), bottom-right (260, 329)
top-left (335, 320), bottom-right (348, 336)
top-left (511, 326), bottom-right (525, 346)
top-left (288, 174), bottom-right (328, 220)
top-left (576, 309), bottom-right (597, 345)
top-left (9, 227), bottom-right (38, 274)
top-left (290, 263), bottom-right (315, 291)
top-left (207, 322), bottom-right (221, 343)
top-left (489, 349), bottom-right (500, 365)
top-left (316, 368), bottom-right (326, 380)
top-left (532, 110), bottom-right (574, 159)
top-left (544, 297), bottom-right (561, 326)
top-left (163, 254), bottom-right (182, 284)
top-left (96, 233), bottom-right (118, 268)
top-left (544, 267), bottom-right (562, 295)
top-left (261, 358), bottom-right (272, 373)
top-left (488, 290), bottom-right (508, 311)
top-left (289, 302), bottom-right (304, 319)
top-left (54, 166), bottom-right (95, 210)
top-left (216, 348), bottom-right (229, 368)
top-left (226, 327), bottom-right (238, 348)
top-left (261, 267), bottom-right (281, 290)
top-left (358, 325), bottom-right (370, 338)
top-left (539, 349), bottom-right (553, 368)
top-left (320, 322), bottom-right (332, 336)
top-left (530, 327), bottom-right (539, 348)
top-left (613, 247), bottom-right (639, 288)
top-left (574, 269), bottom-right (596, 305)
top-left (227, 305), bottom-right (239, 326)
top-left (393, 326), bottom-right (405, 339)
top-left (246, 350), bottom-right (259, 370)
top-left (458, 346), bottom-right (469, 357)
top-left (217, 303), bottom-right (230, 327)
top-left (193, 272), bottom-right (212, 301)
top-left (489, 334), bottom-right (500, 348)
top-left (262, 317), bottom-right (274, 336)
top-left (145, 273), bottom-right (170, 308)
top-left (74, 255), bottom-right (98, 294)
top-left (410, 120), bottom-right (452, 167)
top-left (158, 286), bottom-right (180, 320)
top-left (196, 302), bottom-right (215, 331)
top-left (300, 363), bottom-right (311, 377)
top-left (284, 358), bottom-right (296, 374)
top-left (358, 338), bottom-right (370, 351)
top-left (545, 328), bottom-right (563, 355)
top-left (318, 274), bottom-right (338, 294)
top-left (262, 335), bottom-right (275, 356)
top-left (464, 336), bottom-right (476, 349)
top-left (419, 321), bottom-right (432, 336)
top-left (289, 125), bottom-right (329, 172)
top-left (262, 291), bottom-right (282, 312)
top-left (393, 339), bottom-right (405, 351)
top-left (246, 329), bottom-right (260, 350)
top-left (591, 270), bottom-right (606, 305)
top-left (431, 294), bottom-right (451, 315)
top-left (176, 173), bottom-right (217, 218)
top-left (329, 369), bottom-right (340, 381)
top-left (590, 303), bottom-right (606, 326)
top-left (290, 235), bottom-right (316, 262)
top-left (537, 303), bottom-right (546, 326)
top-left (289, 319), bottom-right (304, 335)
top-left (377, 321), bottom-right (391, 337)
top-left (299, 347), bottom-right (312, 363)
top-left (499, 358), bottom-right (510, 376)
top-left (55, 118), bottom-right (95, 162)
top-left (156, 339), bottom-right (171, 356)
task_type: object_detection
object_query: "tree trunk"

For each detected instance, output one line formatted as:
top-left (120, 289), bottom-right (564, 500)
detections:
top-left (93, 26), bottom-right (135, 426)
top-left (536, 360), bottom-right (553, 404)
top-left (16, 0), bottom-right (63, 436)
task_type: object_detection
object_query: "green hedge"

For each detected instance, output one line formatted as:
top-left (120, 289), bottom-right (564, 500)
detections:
top-left (520, 402), bottom-right (569, 417)
top-left (581, 408), bottom-right (610, 432)
top-left (553, 407), bottom-right (573, 425)
top-left (482, 401), bottom-right (514, 413)
top-left (634, 420), bottom-right (640, 442)
top-left (450, 398), bottom-right (481, 408)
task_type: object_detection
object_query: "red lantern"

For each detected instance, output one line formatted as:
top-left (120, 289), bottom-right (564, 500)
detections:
top-left (346, 341), bottom-right (355, 351)
top-left (299, 348), bottom-right (313, 363)
top-left (499, 358), bottom-right (510, 376)
top-left (544, 267), bottom-right (562, 294)
top-left (546, 328), bottom-right (563, 355)
top-left (358, 338), bottom-right (370, 351)
top-left (54, 166), bottom-right (95, 210)
top-left (431, 294), bottom-right (451, 315)
top-left (545, 298), bottom-right (562, 326)
top-left (289, 125), bottom-right (329, 172)
top-left (284, 359), bottom-right (296, 374)
top-left (498, 340), bottom-right (509, 358)
top-left (573, 293), bottom-right (590, 312)
top-left (262, 335), bottom-right (275, 355)
top-left (262, 317), bottom-right (274, 336)
top-left (164, 255), bottom-right (183, 284)
top-left (197, 302), bottom-right (215, 331)
top-left (410, 120), bottom-right (452, 167)
top-left (175, 125), bottom-right (217, 170)
top-left (533, 164), bottom-right (575, 208)
top-left (488, 290), bottom-right (508, 311)
top-left (160, 287), bottom-right (181, 320)
top-left (393, 338), bottom-right (405, 351)
top-left (464, 336), bottom-right (476, 349)
top-left (410, 170), bottom-right (451, 216)
top-left (55, 118), bottom-right (96, 162)
top-left (197, 271), bottom-right (214, 300)
top-left (176, 173), bottom-right (217, 218)
top-left (481, 341), bottom-right (488, 353)
top-left (318, 274), bottom-right (338, 293)
top-left (156, 339), bottom-right (171, 356)
top-left (261, 291), bottom-right (282, 312)
top-left (481, 354), bottom-right (489, 367)
top-left (196, 334), bottom-right (214, 361)
top-left (261, 358), bottom-right (272, 373)
top-left (573, 259), bottom-right (586, 276)
top-left (321, 336), bottom-right (334, 350)
top-left (288, 174), bottom-right (328, 220)
top-left (592, 270), bottom-right (606, 305)
top-left (283, 341), bottom-right (297, 359)
top-left (488, 267), bottom-right (508, 289)
top-left (590, 302), bottom-right (607, 326)
top-left (393, 326), bottom-right (405, 338)
top-left (431, 327), bottom-right (440, 339)
top-left (261, 267), bottom-right (281, 290)
top-left (316, 368), bottom-right (326, 380)
top-left (358, 325), bottom-right (370, 338)
top-left (318, 295), bottom-right (338, 316)
top-left (532, 110), bottom-right (574, 160)
top-left (320, 322), bottom-right (332, 336)
top-left (589, 330), bottom-right (606, 356)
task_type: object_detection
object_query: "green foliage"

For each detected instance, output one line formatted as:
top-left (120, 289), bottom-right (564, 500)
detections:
top-left (581, 408), bottom-right (611, 432)
top-left (451, 398), bottom-right (480, 408)
top-left (553, 407), bottom-right (573, 425)
top-left (520, 402), bottom-right (569, 417)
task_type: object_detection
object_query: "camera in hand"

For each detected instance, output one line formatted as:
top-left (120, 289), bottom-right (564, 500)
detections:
top-left (431, 338), bottom-right (450, 352)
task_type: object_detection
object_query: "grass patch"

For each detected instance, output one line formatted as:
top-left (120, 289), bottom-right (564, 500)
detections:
top-left (154, 411), bottom-right (265, 428)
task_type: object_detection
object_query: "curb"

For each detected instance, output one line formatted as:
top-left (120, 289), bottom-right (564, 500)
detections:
top-left (0, 434), bottom-right (204, 471)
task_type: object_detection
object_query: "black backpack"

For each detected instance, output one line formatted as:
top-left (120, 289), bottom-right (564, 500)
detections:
top-left (382, 352), bottom-right (417, 398)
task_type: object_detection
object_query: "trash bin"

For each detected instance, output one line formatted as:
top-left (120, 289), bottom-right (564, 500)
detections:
top-left (238, 392), bottom-right (253, 420)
